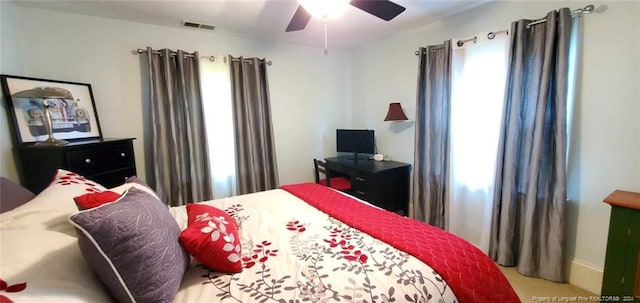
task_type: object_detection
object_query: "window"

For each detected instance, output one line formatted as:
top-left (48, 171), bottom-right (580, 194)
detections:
top-left (200, 58), bottom-right (237, 198)
top-left (447, 34), bottom-right (509, 252)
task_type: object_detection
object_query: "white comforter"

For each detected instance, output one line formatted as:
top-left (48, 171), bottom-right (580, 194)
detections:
top-left (171, 189), bottom-right (457, 302)
top-left (0, 187), bottom-right (457, 302)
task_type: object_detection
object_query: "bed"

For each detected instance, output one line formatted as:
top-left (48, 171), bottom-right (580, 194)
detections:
top-left (0, 170), bottom-right (520, 303)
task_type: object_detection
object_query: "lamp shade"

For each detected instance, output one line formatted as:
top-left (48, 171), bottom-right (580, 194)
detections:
top-left (384, 102), bottom-right (409, 121)
top-left (12, 86), bottom-right (73, 99)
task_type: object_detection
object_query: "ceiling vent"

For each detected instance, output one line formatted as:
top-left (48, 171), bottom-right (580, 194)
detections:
top-left (181, 20), bottom-right (215, 31)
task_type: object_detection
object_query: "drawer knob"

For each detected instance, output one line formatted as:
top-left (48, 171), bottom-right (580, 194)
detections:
top-left (120, 152), bottom-right (126, 157)
top-left (356, 177), bottom-right (365, 182)
top-left (85, 158), bottom-right (92, 164)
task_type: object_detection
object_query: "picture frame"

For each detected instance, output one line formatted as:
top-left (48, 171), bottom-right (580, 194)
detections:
top-left (0, 74), bottom-right (102, 144)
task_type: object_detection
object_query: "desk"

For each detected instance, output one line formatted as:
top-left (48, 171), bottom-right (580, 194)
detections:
top-left (325, 157), bottom-right (411, 214)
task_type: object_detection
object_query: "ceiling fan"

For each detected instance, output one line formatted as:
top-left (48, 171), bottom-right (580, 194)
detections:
top-left (285, 0), bottom-right (406, 32)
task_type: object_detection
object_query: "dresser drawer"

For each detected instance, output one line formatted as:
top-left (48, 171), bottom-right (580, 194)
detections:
top-left (67, 142), bottom-right (134, 175)
top-left (90, 167), bottom-right (137, 189)
top-left (351, 174), bottom-right (368, 198)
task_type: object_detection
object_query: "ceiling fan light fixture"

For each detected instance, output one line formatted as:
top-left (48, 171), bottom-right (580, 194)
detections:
top-left (298, 0), bottom-right (351, 19)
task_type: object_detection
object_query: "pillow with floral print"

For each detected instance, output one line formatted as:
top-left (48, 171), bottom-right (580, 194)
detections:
top-left (0, 169), bottom-right (105, 236)
top-left (69, 187), bottom-right (188, 303)
top-left (179, 203), bottom-right (242, 273)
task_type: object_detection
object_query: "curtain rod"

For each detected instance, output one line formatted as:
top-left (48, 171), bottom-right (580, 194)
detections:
top-left (527, 4), bottom-right (594, 28)
top-left (135, 48), bottom-right (273, 65)
top-left (224, 56), bottom-right (273, 66)
top-left (413, 28), bottom-right (507, 55)
top-left (135, 48), bottom-right (215, 62)
top-left (454, 29), bottom-right (509, 47)
top-left (414, 4), bottom-right (595, 56)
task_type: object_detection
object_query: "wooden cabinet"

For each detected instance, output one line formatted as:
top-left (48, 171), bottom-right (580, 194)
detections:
top-left (17, 138), bottom-right (136, 193)
top-left (324, 157), bottom-right (411, 214)
top-left (601, 190), bottom-right (640, 300)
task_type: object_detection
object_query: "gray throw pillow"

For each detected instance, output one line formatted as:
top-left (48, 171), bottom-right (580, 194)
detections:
top-left (125, 176), bottom-right (151, 188)
top-left (69, 187), bottom-right (188, 303)
top-left (0, 177), bottom-right (35, 213)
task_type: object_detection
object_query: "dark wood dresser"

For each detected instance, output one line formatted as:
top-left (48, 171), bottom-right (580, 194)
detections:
top-left (601, 190), bottom-right (640, 300)
top-left (17, 138), bottom-right (136, 193)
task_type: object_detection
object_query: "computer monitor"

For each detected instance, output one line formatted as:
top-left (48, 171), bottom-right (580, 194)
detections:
top-left (336, 129), bottom-right (375, 159)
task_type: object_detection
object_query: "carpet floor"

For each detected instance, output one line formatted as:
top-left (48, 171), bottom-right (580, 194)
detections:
top-left (499, 265), bottom-right (598, 302)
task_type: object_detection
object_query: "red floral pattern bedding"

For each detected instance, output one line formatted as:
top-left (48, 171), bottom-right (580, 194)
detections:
top-left (172, 188), bottom-right (459, 302)
top-left (281, 183), bottom-right (520, 303)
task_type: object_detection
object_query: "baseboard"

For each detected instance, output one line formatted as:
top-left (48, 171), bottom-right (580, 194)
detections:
top-left (568, 259), bottom-right (603, 295)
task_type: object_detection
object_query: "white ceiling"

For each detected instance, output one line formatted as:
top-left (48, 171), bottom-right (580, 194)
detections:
top-left (11, 0), bottom-right (488, 49)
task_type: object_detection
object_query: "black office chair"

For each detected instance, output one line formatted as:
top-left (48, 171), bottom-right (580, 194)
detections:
top-left (313, 159), bottom-right (351, 191)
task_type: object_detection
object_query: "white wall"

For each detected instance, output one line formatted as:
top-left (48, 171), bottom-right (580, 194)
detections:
top-left (0, 2), bottom-right (351, 186)
top-left (0, 1), bottom-right (20, 182)
top-left (350, 0), bottom-right (640, 293)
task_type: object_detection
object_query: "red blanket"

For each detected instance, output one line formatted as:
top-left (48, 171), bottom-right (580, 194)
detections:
top-left (281, 183), bottom-right (520, 303)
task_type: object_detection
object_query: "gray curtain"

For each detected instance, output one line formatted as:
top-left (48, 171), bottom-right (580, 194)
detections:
top-left (145, 47), bottom-right (212, 206)
top-left (490, 9), bottom-right (572, 282)
top-left (412, 41), bottom-right (451, 229)
top-left (228, 56), bottom-right (279, 194)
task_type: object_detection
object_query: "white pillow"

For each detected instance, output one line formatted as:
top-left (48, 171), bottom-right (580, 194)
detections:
top-left (0, 171), bottom-right (164, 237)
top-left (0, 229), bottom-right (112, 303)
top-left (168, 205), bottom-right (188, 230)
top-left (0, 169), bottom-right (106, 236)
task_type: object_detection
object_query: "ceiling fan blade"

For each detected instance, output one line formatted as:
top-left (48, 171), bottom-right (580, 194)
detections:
top-left (350, 0), bottom-right (406, 21)
top-left (286, 5), bottom-right (312, 32)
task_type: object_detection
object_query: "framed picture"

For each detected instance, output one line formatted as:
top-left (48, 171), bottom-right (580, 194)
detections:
top-left (0, 75), bottom-right (102, 144)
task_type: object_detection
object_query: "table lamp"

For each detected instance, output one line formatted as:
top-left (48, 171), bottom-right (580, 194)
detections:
top-left (12, 86), bottom-right (73, 146)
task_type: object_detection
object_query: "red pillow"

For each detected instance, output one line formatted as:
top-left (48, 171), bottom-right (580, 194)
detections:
top-left (73, 191), bottom-right (121, 210)
top-left (179, 204), bottom-right (242, 273)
